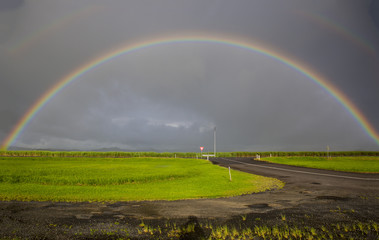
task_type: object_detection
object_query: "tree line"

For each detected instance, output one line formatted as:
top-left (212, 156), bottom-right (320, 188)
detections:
top-left (0, 150), bottom-right (378, 158)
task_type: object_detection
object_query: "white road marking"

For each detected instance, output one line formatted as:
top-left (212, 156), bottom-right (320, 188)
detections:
top-left (220, 158), bottom-right (379, 181)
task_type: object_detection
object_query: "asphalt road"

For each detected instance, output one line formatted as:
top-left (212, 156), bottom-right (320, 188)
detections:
top-left (212, 157), bottom-right (379, 193)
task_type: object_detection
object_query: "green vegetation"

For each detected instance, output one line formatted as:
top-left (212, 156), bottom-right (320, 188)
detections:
top-left (136, 220), bottom-right (379, 239)
top-left (0, 150), bottom-right (198, 158)
top-left (2, 218), bottom-right (377, 239)
top-left (205, 221), bottom-right (378, 240)
top-left (1, 150), bottom-right (379, 158)
top-left (96, 220), bottom-right (379, 239)
top-left (260, 156), bottom-right (379, 173)
top-left (0, 157), bottom-right (283, 202)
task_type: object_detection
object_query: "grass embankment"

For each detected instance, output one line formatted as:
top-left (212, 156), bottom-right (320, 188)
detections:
top-left (0, 157), bottom-right (283, 202)
top-left (260, 156), bottom-right (379, 173)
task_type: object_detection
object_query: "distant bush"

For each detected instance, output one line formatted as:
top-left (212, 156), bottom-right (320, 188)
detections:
top-left (0, 150), bottom-right (378, 158)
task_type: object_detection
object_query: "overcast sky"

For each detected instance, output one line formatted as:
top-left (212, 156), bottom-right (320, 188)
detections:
top-left (1, 0), bottom-right (379, 152)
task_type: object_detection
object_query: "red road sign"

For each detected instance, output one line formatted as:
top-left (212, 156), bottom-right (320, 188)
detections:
top-left (200, 147), bottom-right (204, 151)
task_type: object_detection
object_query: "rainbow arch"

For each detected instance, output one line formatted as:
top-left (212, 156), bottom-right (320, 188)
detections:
top-left (2, 34), bottom-right (379, 150)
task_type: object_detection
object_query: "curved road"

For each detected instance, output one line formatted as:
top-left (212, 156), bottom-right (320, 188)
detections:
top-left (212, 157), bottom-right (379, 183)
top-left (210, 157), bottom-right (379, 205)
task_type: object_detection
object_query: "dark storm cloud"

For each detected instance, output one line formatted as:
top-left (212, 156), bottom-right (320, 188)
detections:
top-left (370, 0), bottom-right (379, 29)
top-left (0, 0), bottom-right (24, 44)
top-left (1, 0), bottom-right (379, 151)
top-left (0, 0), bottom-right (23, 10)
top-left (18, 43), bottom-right (375, 151)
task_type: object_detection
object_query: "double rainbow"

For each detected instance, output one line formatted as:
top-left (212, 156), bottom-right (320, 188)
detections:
top-left (298, 11), bottom-right (376, 56)
top-left (2, 34), bottom-right (379, 150)
top-left (8, 5), bottom-right (103, 56)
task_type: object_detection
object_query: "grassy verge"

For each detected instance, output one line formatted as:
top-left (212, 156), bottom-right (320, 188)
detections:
top-left (259, 156), bottom-right (379, 173)
top-left (0, 157), bottom-right (283, 202)
top-left (137, 220), bottom-right (379, 240)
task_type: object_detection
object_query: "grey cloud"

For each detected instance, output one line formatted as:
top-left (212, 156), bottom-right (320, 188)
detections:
top-left (19, 44), bottom-right (373, 151)
top-left (370, 0), bottom-right (379, 30)
top-left (0, 0), bottom-right (24, 10)
top-left (0, 0), bottom-right (24, 43)
top-left (1, 0), bottom-right (379, 151)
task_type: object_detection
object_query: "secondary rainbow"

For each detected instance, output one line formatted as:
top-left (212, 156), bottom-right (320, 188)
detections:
top-left (297, 11), bottom-right (376, 56)
top-left (8, 5), bottom-right (102, 56)
top-left (2, 34), bottom-right (379, 150)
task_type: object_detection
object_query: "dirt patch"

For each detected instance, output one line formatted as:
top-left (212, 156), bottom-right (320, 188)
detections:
top-left (0, 197), bottom-right (377, 239)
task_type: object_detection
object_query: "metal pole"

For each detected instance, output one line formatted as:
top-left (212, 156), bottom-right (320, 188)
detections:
top-left (214, 127), bottom-right (216, 157)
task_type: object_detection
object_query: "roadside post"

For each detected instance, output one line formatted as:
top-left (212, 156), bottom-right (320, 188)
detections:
top-left (327, 145), bottom-right (330, 159)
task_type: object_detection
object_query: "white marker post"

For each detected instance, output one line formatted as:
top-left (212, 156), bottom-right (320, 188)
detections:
top-left (228, 166), bottom-right (232, 181)
top-left (327, 145), bottom-right (330, 159)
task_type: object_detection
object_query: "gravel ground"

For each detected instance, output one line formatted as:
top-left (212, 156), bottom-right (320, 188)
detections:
top-left (0, 157), bottom-right (378, 239)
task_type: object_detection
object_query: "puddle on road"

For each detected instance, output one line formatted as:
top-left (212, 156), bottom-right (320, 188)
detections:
top-left (316, 196), bottom-right (350, 201)
top-left (247, 203), bottom-right (271, 209)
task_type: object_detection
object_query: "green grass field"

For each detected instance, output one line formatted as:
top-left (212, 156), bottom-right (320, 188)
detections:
top-left (260, 156), bottom-right (379, 173)
top-left (0, 157), bottom-right (283, 202)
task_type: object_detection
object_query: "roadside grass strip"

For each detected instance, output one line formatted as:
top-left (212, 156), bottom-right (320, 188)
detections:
top-left (0, 157), bottom-right (283, 202)
top-left (260, 156), bottom-right (379, 173)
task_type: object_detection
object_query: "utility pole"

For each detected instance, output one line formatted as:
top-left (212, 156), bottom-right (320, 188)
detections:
top-left (214, 126), bottom-right (216, 157)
